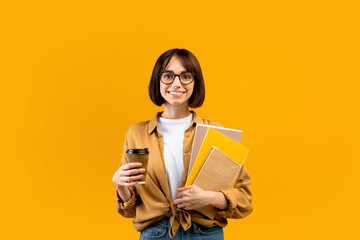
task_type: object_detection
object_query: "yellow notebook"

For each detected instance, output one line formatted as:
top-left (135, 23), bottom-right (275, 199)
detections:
top-left (185, 127), bottom-right (249, 186)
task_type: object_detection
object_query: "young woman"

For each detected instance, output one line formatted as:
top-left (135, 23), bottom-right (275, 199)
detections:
top-left (112, 48), bottom-right (252, 239)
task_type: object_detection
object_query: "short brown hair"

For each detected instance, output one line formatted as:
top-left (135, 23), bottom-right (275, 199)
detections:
top-left (148, 48), bottom-right (205, 108)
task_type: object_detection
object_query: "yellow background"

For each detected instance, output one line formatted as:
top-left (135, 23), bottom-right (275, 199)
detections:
top-left (1, 0), bottom-right (359, 239)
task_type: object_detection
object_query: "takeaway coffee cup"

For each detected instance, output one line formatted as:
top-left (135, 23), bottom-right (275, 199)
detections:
top-left (126, 148), bottom-right (149, 184)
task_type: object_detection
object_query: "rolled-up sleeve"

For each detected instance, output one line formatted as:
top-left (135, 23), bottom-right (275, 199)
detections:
top-left (115, 128), bottom-right (137, 218)
top-left (218, 165), bottom-right (253, 219)
top-left (116, 186), bottom-right (137, 218)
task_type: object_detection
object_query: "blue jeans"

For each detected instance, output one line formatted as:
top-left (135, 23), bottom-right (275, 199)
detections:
top-left (139, 217), bottom-right (224, 240)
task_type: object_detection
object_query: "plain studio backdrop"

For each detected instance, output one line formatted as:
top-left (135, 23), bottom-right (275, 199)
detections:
top-left (1, 0), bottom-right (359, 239)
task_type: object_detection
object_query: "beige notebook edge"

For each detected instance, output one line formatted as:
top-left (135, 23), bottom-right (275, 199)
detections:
top-left (192, 146), bottom-right (217, 185)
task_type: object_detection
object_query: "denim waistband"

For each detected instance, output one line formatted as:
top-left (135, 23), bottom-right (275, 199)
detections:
top-left (149, 216), bottom-right (219, 232)
top-left (153, 217), bottom-right (171, 228)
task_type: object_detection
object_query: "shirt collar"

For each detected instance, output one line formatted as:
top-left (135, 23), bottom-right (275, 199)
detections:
top-left (147, 110), bottom-right (203, 135)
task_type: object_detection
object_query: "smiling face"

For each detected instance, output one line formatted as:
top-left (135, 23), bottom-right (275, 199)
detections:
top-left (160, 55), bottom-right (195, 108)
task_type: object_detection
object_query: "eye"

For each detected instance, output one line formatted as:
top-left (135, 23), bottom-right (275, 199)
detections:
top-left (163, 73), bottom-right (173, 79)
top-left (181, 73), bottom-right (192, 79)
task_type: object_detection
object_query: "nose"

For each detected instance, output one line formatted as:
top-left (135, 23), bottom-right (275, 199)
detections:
top-left (172, 75), bottom-right (182, 87)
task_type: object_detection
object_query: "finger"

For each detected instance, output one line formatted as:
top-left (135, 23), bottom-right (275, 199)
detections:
top-left (121, 168), bottom-right (146, 176)
top-left (177, 203), bottom-right (187, 209)
top-left (173, 198), bottom-right (182, 205)
top-left (175, 192), bottom-right (183, 199)
top-left (120, 162), bottom-right (142, 170)
top-left (177, 186), bottom-right (192, 192)
top-left (122, 162), bottom-right (143, 171)
top-left (127, 174), bottom-right (143, 182)
top-left (115, 178), bottom-right (136, 187)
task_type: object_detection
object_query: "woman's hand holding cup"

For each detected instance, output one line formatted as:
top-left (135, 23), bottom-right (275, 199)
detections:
top-left (113, 162), bottom-right (146, 188)
top-left (113, 148), bottom-right (149, 202)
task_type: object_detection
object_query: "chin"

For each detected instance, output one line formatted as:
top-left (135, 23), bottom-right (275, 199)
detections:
top-left (164, 99), bottom-right (190, 107)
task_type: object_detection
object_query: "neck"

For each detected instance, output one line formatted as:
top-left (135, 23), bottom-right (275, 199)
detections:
top-left (161, 103), bottom-right (191, 119)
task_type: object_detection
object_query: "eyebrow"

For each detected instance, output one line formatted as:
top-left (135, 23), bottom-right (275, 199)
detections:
top-left (162, 70), bottom-right (189, 74)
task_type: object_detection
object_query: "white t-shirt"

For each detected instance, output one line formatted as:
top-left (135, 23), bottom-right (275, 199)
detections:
top-left (157, 113), bottom-right (193, 200)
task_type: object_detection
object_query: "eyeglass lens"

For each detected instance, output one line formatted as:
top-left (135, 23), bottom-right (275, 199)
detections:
top-left (160, 72), bottom-right (194, 84)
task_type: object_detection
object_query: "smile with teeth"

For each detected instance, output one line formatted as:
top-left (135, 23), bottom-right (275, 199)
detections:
top-left (168, 91), bottom-right (185, 96)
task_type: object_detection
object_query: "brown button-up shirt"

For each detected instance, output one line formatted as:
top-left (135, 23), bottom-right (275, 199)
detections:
top-left (116, 111), bottom-right (252, 238)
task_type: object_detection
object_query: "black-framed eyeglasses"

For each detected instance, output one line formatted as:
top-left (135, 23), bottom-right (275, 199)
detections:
top-left (158, 71), bottom-right (196, 85)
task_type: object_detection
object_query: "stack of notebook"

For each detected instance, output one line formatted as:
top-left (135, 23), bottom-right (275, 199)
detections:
top-left (185, 125), bottom-right (249, 219)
